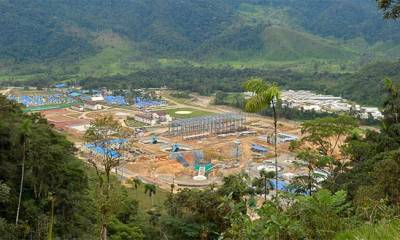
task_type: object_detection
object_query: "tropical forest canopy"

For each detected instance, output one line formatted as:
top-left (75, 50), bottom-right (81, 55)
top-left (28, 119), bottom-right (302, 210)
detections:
top-left (1, 0), bottom-right (400, 61)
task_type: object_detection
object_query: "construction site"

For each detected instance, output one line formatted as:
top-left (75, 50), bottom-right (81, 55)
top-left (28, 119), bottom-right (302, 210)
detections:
top-left (168, 113), bottom-right (246, 138)
top-left (104, 111), bottom-right (303, 190)
top-left (3, 87), bottom-right (309, 191)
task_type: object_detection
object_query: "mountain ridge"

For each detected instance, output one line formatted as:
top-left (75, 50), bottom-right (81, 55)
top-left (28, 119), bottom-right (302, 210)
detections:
top-left (0, 0), bottom-right (399, 79)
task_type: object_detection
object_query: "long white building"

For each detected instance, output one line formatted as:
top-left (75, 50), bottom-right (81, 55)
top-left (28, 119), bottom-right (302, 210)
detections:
top-left (280, 90), bottom-right (383, 120)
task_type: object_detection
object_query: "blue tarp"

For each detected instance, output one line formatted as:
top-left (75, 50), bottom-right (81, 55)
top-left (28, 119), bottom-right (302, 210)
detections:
top-left (54, 83), bottom-right (66, 88)
top-left (270, 180), bottom-right (287, 191)
top-left (85, 139), bottom-right (127, 158)
top-left (134, 97), bottom-right (166, 108)
top-left (9, 94), bottom-right (74, 107)
top-left (171, 143), bottom-right (180, 152)
top-left (85, 144), bottom-right (120, 158)
top-left (251, 144), bottom-right (269, 152)
top-left (269, 180), bottom-right (309, 195)
top-left (69, 92), bottom-right (81, 97)
top-left (193, 150), bottom-right (205, 165)
top-left (104, 96), bottom-right (128, 105)
top-left (175, 154), bottom-right (190, 167)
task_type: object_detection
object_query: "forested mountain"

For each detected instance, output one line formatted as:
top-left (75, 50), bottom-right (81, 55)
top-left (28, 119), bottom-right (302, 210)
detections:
top-left (1, 0), bottom-right (399, 63)
top-left (1, 0), bottom-right (399, 106)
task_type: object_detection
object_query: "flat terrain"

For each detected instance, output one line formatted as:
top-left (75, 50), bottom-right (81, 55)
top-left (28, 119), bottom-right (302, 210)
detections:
top-left (164, 107), bottom-right (215, 119)
top-left (12, 88), bottom-right (306, 191)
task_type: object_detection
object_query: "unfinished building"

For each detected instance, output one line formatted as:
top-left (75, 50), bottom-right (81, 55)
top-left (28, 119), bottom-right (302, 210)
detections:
top-left (168, 113), bottom-right (246, 136)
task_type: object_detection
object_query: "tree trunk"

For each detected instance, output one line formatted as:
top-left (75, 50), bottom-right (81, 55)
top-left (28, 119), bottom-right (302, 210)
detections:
top-left (264, 176), bottom-right (267, 202)
top-left (102, 169), bottom-right (112, 240)
top-left (48, 196), bottom-right (55, 240)
top-left (308, 167), bottom-right (312, 196)
top-left (272, 102), bottom-right (279, 202)
top-left (100, 223), bottom-right (107, 240)
top-left (16, 141), bottom-right (26, 225)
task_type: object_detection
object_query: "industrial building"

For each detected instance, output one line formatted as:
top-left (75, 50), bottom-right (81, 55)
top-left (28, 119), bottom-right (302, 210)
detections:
top-left (71, 104), bottom-right (84, 112)
top-left (84, 101), bottom-right (103, 110)
top-left (134, 111), bottom-right (172, 126)
top-left (168, 113), bottom-right (246, 136)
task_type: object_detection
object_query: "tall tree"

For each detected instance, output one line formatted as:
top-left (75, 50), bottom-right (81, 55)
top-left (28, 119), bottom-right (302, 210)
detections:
top-left (129, 178), bottom-right (142, 198)
top-left (252, 170), bottom-right (275, 202)
top-left (298, 115), bottom-right (358, 174)
top-left (85, 114), bottom-right (125, 240)
top-left (218, 172), bottom-right (253, 203)
top-left (0, 95), bottom-right (95, 238)
top-left (243, 78), bottom-right (280, 201)
top-left (15, 119), bottom-right (31, 225)
top-left (144, 184), bottom-right (156, 206)
top-left (289, 148), bottom-right (329, 195)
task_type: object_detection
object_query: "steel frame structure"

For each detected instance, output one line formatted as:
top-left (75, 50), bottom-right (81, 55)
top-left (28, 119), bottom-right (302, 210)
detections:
top-left (168, 113), bottom-right (245, 136)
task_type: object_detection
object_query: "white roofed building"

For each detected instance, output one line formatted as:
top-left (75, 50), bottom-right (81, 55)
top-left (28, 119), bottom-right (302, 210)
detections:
top-left (84, 101), bottom-right (103, 110)
top-left (91, 96), bottom-right (104, 102)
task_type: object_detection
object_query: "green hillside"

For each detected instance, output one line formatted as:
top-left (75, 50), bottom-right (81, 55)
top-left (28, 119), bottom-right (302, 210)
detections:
top-left (262, 26), bottom-right (354, 60)
top-left (0, 0), bottom-right (399, 81)
top-left (201, 25), bottom-right (356, 68)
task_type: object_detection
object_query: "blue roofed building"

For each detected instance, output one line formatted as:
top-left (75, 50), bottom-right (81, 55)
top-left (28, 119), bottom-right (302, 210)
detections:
top-left (54, 83), bottom-right (67, 88)
top-left (251, 144), bottom-right (269, 153)
top-left (69, 92), bottom-right (81, 97)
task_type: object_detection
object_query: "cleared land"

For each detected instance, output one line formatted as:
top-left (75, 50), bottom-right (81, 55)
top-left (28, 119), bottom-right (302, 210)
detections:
top-left (18, 88), bottom-right (305, 192)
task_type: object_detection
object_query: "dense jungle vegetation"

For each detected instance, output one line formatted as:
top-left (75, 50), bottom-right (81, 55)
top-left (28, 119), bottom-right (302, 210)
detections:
top-left (78, 61), bottom-right (400, 106)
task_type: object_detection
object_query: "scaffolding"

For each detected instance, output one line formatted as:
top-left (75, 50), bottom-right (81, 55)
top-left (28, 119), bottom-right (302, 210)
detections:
top-left (168, 113), bottom-right (246, 136)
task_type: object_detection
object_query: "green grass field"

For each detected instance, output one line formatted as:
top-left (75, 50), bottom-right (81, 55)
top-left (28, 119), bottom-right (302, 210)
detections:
top-left (126, 119), bottom-right (147, 128)
top-left (87, 168), bottom-right (169, 225)
top-left (127, 183), bottom-right (169, 210)
top-left (164, 107), bottom-right (215, 119)
top-left (23, 102), bottom-right (78, 112)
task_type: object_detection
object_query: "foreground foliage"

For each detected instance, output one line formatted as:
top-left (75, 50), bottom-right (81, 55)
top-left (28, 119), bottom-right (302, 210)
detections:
top-left (0, 96), bottom-right (144, 239)
top-left (0, 95), bottom-right (96, 238)
top-left (2, 78), bottom-right (400, 239)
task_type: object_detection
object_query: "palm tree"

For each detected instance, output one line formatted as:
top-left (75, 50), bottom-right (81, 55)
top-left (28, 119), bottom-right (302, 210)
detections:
top-left (170, 183), bottom-right (175, 194)
top-left (260, 170), bottom-right (275, 201)
top-left (16, 119), bottom-right (31, 225)
top-left (131, 178), bottom-right (142, 197)
top-left (144, 184), bottom-right (157, 206)
top-left (252, 170), bottom-right (275, 202)
top-left (244, 78), bottom-right (280, 202)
